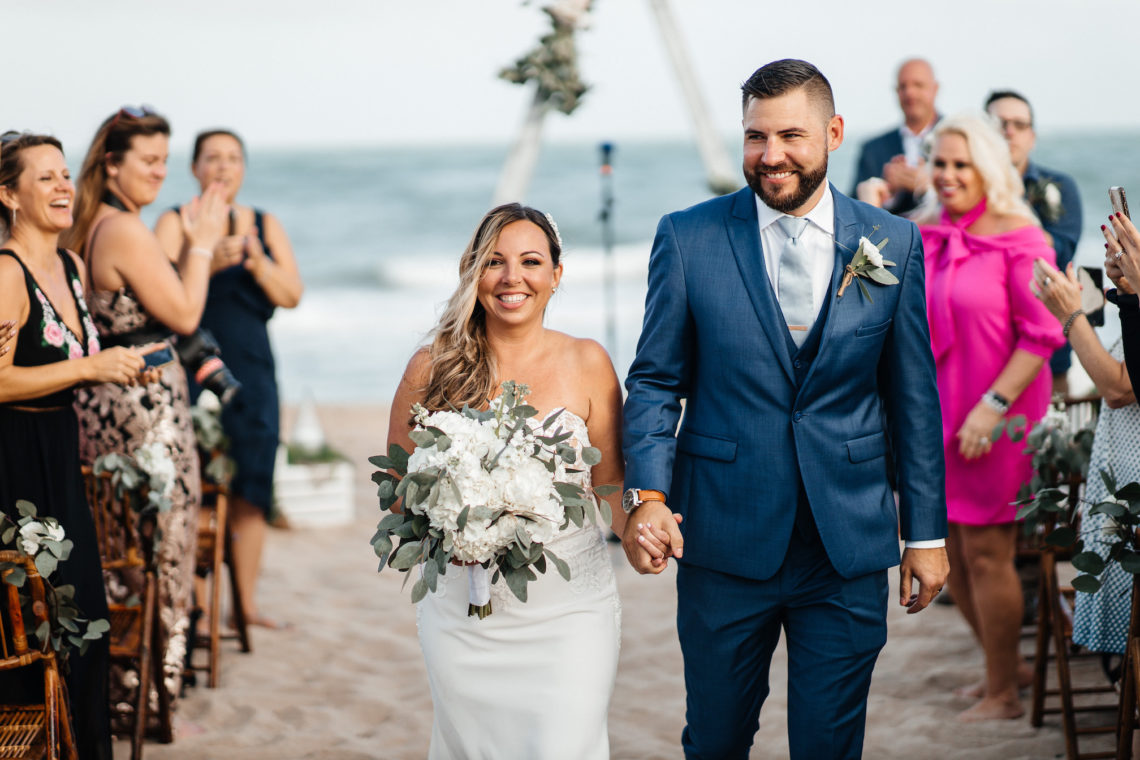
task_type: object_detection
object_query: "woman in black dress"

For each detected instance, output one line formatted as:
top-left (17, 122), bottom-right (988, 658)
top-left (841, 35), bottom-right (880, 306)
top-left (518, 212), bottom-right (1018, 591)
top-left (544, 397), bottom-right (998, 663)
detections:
top-left (156, 129), bottom-right (302, 627)
top-left (0, 132), bottom-right (147, 760)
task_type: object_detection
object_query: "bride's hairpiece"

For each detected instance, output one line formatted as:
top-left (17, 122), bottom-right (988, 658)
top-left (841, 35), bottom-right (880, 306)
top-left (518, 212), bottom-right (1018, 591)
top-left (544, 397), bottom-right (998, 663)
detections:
top-left (543, 212), bottom-right (563, 249)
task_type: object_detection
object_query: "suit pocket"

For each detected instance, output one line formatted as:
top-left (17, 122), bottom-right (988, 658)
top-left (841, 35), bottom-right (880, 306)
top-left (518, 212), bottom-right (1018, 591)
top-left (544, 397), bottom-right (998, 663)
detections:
top-left (854, 319), bottom-right (892, 338)
top-left (677, 430), bottom-right (737, 462)
top-left (846, 432), bottom-right (886, 463)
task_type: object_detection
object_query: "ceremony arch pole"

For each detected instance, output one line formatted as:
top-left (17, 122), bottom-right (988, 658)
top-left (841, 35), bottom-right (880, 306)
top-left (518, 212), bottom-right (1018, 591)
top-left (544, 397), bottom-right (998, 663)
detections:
top-left (646, 0), bottom-right (739, 195)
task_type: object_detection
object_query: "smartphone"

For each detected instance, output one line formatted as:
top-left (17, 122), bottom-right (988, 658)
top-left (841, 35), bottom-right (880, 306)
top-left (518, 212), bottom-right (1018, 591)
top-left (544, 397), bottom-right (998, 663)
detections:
top-left (143, 345), bottom-right (176, 369)
top-left (1110, 186), bottom-right (1130, 219)
top-left (1077, 266), bottom-right (1106, 327)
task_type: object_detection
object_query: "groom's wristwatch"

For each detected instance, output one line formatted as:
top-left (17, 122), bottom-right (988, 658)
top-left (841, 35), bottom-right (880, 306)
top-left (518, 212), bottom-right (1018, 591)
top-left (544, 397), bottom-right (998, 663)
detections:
top-left (622, 488), bottom-right (666, 514)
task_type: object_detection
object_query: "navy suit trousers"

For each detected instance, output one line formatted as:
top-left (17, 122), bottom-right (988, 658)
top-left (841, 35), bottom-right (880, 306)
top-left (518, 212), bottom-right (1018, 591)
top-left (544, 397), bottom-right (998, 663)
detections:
top-left (676, 503), bottom-right (889, 760)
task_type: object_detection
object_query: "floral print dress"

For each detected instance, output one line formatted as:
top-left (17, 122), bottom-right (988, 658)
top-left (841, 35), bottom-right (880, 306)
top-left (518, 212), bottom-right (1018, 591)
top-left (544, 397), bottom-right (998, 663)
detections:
top-left (0, 248), bottom-right (113, 758)
top-left (74, 284), bottom-right (201, 732)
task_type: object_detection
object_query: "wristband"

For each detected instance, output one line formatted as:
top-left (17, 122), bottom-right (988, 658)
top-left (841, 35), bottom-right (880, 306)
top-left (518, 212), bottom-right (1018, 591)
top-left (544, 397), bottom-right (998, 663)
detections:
top-left (981, 390), bottom-right (1010, 415)
top-left (1062, 309), bottom-right (1084, 338)
top-left (188, 246), bottom-right (213, 260)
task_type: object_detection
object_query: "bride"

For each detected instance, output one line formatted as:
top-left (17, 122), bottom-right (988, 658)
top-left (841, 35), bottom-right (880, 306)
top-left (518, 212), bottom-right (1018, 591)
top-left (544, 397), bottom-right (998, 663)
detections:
top-left (387, 203), bottom-right (626, 759)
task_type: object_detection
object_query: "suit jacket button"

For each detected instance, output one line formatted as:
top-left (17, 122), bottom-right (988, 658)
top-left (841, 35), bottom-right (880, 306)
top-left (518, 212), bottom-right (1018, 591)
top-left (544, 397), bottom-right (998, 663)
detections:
top-left (793, 359), bottom-right (802, 369)
top-left (793, 411), bottom-right (803, 422)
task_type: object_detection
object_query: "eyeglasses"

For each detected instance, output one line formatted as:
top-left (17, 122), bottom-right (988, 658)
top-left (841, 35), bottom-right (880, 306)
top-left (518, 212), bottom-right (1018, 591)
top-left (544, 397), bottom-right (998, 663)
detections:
top-left (997, 118), bottom-right (1033, 133)
top-left (109, 104), bottom-right (158, 129)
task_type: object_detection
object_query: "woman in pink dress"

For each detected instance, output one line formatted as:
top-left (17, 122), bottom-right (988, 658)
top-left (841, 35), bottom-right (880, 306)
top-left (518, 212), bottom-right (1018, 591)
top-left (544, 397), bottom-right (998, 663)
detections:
top-left (919, 113), bottom-right (1064, 721)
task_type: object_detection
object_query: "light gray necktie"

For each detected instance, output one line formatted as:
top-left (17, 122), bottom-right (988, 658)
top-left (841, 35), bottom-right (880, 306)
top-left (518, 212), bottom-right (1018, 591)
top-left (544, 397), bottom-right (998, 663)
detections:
top-left (776, 216), bottom-right (812, 347)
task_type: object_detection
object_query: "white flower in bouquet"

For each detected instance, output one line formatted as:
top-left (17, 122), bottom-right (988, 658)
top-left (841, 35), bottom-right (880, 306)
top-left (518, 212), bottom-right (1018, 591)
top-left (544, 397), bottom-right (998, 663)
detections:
top-left (370, 381), bottom-right (619, 619)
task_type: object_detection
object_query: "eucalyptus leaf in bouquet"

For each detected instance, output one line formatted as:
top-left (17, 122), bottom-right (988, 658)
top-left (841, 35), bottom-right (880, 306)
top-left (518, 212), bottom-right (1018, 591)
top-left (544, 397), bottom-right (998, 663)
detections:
top-left (370, 381), bottom-right (617, 618)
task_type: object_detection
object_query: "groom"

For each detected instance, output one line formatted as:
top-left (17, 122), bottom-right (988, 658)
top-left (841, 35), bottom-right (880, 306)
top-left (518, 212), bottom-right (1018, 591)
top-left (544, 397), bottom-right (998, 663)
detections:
top-left (621, 59), bottom-right (949, 759)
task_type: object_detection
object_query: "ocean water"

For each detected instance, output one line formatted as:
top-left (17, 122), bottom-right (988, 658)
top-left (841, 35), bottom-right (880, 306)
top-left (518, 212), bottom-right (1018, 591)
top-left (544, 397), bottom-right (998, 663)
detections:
top-left (139, 132), bottom-right (1140, 406)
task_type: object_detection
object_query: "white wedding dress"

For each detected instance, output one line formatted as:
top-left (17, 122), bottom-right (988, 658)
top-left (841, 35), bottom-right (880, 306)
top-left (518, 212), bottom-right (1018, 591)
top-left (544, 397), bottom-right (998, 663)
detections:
top-left (416, 409), bottom-right (621, 760)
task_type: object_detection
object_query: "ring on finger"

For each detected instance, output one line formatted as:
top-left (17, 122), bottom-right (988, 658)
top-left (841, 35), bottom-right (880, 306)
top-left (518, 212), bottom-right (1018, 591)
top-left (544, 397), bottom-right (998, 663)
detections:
top-left (1043, 276), bottom-right (1052, 287)
top-left (979, 435), bottom-right (989, 445)
top-left (1115, 250), bottom-right (1125, 260)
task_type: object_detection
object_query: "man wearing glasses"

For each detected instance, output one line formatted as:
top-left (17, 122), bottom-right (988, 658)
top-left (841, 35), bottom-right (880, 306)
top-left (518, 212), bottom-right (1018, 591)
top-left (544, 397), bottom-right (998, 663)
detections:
top-left (986, 90), bottom-right (1083, 394)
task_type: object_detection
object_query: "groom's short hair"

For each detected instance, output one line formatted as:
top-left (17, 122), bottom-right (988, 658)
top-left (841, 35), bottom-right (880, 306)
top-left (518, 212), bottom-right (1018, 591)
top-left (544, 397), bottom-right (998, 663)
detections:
top-left (741, 59), bottom-right (835, 119)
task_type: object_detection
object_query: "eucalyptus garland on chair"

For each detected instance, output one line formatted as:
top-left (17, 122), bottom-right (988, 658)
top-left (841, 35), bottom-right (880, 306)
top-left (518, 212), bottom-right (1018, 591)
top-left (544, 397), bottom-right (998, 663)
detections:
top-left (1, 500), bottom-right (109, 659)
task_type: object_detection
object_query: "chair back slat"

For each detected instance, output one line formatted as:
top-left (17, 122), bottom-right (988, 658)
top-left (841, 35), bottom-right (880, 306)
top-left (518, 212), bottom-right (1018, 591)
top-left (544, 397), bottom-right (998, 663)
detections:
top-left (81, 467), bottom-right (148, 572)
top-left (0, 551), bottom-right (52, 665)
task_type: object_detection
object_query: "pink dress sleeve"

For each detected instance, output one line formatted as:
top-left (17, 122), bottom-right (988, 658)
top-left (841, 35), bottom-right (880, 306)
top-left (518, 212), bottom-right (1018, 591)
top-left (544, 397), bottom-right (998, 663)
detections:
top-left (1004, 228), bottom-right (1066, 358)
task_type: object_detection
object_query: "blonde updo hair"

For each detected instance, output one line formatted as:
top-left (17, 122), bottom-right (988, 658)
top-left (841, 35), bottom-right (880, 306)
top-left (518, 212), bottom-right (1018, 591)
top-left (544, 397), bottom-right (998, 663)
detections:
top-left (421, 203), bottom-right (562, 412)
top-left (919, 112), bottom-right (1038, 225)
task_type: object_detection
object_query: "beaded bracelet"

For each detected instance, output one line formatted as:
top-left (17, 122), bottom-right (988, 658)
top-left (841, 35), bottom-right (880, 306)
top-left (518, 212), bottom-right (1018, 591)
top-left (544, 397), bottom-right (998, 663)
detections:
top-left (1062, 309), bottom-right (1084, 338)
top-left (188, 246), bottom-right (213, 260)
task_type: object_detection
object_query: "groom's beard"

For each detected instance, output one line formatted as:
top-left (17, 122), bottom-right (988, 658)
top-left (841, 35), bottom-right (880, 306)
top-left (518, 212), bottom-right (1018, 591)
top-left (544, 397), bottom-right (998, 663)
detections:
top-left (744, 153), bottom-right (829, 214)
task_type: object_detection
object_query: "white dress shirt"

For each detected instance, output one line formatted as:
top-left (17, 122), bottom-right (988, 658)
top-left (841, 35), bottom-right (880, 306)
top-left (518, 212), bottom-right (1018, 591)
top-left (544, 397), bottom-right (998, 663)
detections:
top-left (755, 184), bottom-right (835, 325)
top-left (753, 184), bottom-right (945, 552)
top-left (899, 122), bottom-right (933, 166)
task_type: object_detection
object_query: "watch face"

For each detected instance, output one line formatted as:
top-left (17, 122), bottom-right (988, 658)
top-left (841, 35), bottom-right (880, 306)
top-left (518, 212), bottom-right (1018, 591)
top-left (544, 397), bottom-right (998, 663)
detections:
top-left (622, 489), bottom-right (636, 512)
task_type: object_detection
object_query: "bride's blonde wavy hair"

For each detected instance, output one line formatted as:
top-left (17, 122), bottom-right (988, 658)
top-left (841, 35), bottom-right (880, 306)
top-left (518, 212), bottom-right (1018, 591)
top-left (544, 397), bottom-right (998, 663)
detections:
top-left (915, 112), bottom-right (1039, 226)
top-left (421, 203), bottom-right (562, 412)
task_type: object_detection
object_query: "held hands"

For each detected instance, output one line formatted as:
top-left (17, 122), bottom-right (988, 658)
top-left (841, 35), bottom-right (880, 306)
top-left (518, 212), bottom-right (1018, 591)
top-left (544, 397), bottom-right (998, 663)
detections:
top-left (899, 546), bottom-right (949, 614)
top-left (1031, 259), bottom-right (1082, 322)
top-left (180, 182), bottom-right (230, 253)
top-left (955, 401), bottom-right (1002, 461)
top-left (620, 500), bottom-right (683, 574)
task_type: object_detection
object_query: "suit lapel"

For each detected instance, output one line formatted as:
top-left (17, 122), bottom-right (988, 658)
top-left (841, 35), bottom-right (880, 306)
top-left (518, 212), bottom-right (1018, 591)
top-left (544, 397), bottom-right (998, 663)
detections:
top-left (724, 189), bottom-right (795, 384)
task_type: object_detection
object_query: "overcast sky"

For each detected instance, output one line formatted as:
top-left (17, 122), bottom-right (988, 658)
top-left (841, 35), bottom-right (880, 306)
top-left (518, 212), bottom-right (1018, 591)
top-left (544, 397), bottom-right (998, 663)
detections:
top-left (6, 0), bottom-right (1139, 153)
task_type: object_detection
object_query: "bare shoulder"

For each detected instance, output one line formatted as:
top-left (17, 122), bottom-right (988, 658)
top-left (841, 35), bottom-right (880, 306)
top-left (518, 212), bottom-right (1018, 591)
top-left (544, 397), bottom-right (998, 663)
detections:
top-left (0, 255), bottom-right (29, 312)
top-left (402, 347), bottom-right (433, 388)
top-left (260, 210), bottom-right (285, 234)
top-left (0, 253), bottom-right (25, 286)
top-left (96, 211), bottom-right (153, 248)
top-left (154, 208), bottom-right (180, 228)
top-left (547, 331), bottom-right (613, 373)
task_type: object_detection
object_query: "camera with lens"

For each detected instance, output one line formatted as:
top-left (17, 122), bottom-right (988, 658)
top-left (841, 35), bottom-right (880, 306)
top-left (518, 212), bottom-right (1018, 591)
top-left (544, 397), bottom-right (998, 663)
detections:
top-left (173, 329), bottom-right (242, 406)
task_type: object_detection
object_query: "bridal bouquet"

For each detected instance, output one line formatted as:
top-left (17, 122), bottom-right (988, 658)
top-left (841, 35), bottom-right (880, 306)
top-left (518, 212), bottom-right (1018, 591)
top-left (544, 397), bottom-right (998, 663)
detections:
top-left (369, 381), bottom-right (616, 618)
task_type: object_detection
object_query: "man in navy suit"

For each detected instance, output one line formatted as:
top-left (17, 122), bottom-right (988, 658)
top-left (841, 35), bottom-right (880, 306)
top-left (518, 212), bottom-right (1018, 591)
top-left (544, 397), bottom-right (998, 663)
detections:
top-left (852, 59), bottom-right (940, 216)
top-left (621, 59), bottom-right (949, 759)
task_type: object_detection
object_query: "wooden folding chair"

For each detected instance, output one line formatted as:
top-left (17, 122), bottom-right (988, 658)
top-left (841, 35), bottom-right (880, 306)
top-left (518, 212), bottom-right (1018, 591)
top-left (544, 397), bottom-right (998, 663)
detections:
top-left (0, 551), bottom-right (77, 760)
top-left (82, 467), bottom-right (170, 759)
top-left (189, 479), bottom-right (252, 689)
top-left (1029, 475), bottom-right (1130, 759)
top-left (1112, 571), bottom-right (1140, 758)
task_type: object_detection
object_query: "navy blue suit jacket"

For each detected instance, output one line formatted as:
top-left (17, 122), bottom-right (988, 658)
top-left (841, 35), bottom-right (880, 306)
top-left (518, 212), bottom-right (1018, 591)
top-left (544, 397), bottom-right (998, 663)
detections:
top-left (623, 185), bottom-right (947, 581)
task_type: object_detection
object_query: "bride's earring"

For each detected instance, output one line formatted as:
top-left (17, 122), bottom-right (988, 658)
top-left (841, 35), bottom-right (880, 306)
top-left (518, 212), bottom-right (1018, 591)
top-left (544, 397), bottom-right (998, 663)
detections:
top-left (552, 286), bottom-right (558, 294)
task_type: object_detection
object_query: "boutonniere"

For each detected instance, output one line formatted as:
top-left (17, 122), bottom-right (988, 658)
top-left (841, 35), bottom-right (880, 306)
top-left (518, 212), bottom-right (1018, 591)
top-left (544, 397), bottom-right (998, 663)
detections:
top-left (1026, 178), bottom-right (1064, 224)
top-left (837, 234), bottom-right (898, 301)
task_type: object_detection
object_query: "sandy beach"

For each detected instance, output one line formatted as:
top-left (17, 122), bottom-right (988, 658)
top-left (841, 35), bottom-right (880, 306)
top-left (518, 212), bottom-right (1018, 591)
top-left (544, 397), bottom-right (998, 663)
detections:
top-left (118, 403), bottom-right (1099, 760)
